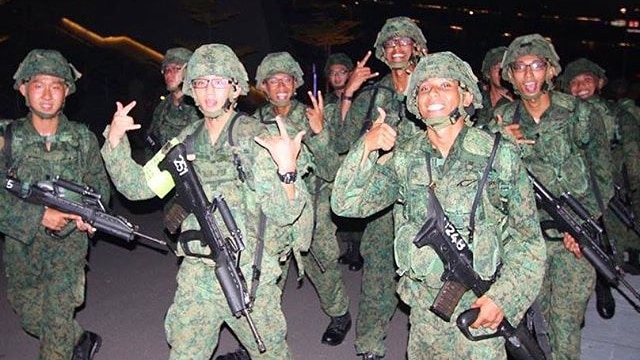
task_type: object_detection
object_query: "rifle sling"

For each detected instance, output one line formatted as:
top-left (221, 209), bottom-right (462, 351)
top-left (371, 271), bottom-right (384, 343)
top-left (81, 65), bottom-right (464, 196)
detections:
top-left (426, 132), bottom-right (501, 244)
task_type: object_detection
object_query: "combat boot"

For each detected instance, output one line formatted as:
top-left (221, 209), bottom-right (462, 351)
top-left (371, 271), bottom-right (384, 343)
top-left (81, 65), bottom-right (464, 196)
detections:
top-left (339, 241), bottom-right (363, 271)
top-left (595, 275), bottom-right (615, 319)
top-left (72, 331), bottom-right (101, 360)
top-left (215, 348), bottom-right (250, 360)
top-left (321, 311), bottom-right (351, 346)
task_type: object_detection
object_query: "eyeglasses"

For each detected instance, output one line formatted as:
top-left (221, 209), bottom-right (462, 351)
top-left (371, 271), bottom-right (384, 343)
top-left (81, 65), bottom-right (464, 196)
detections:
top-left (266, 75), bottom-right (294, 86)
top-left (161, 65), bottom-right (184, 74)
top-left (383, 37), bottom-right (414, 49)
top-left (191, 78), bottom-right (232, 89)
top-left (509, 60), bottom-right (548, 73)
top-left (329, 69), bottom-right (349, 77)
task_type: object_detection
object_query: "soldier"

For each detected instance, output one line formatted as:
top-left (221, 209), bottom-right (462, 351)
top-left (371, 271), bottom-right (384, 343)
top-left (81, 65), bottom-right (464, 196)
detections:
top-left (475, 46), bottom-right (513, 128)
top-left (322, 52), bottom-right (365, 271)
top-left (145, 47), bottom-right (200, 155)
top-left (0, 49), bottom-right (110, 360)
top-left (324, 52), bottom-right (354, 105)
top-left (491, 34), bottom-right (614, 360)
top-left (331, 16), bottom-right (428, 360)
top-left (559, 58), bottom-right (640, 277)
top-left (252, 51), bottom-right (352, 347)
top-left (101, 44), bottom-right (310, 360)
top-left (332, 51), bottom-right (546, 360)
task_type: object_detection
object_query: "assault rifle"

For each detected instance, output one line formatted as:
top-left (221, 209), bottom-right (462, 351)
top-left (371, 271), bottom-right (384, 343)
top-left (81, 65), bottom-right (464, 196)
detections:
top-left (609, 185), bottom-right (640, 237)
top-left (527, 171), bottom-right (640, 312)
top-left (413, 191), bottom-right (547, 360)
top-left (4, 176), bottom-right (164, 245)
top-left (158, 142), bottom-right (266, 353)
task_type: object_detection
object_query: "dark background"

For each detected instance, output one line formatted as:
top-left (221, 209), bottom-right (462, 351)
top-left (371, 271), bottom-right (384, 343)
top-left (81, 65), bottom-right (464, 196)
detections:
top-left (0, 0), bottom-right (638, 139)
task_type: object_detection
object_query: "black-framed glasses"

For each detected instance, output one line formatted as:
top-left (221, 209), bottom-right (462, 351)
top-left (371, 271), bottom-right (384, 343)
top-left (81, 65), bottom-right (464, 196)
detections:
top-left (383, 37), bottom-right (414, 49)
top-left (509, 60), bottom-right (548, 73)
top-left (191, 78), bottom-right (232, 89)
top-left (329, 69), bottom-right (349, 77)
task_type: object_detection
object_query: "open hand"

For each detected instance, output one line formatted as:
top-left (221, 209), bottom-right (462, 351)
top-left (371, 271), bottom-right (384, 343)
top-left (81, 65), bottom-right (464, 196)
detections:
top-left (107, 101), bottom-right (141, 148)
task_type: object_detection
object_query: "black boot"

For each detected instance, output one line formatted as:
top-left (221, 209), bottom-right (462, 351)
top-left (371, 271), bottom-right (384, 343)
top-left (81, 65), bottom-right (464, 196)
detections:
top-left (72, 331), bottom-right (101, 360)
top-left (321, 312), bottom-right (352, 346)
top-left (595, 275), bottom-right (615, 319)
top-left (348, 253), bottom-right (364, 271)
top-left (338, 243), bottom-right (354, 264)
top-left (215, 348), bottom-right (251, 360)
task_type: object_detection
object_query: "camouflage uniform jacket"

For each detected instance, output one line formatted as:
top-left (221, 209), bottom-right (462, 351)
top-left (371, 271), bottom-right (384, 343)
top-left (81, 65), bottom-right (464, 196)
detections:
top-left (101, 113), bottom-right (312, 284)
top-left (147, 95), bottom-right (200, 146)
top-left (324, 91), bottom-right (340, 106)
top-left (334, 74), bottom-right (424, 155)
top-left (332, 125), bottom-right (545, 323)
top-left (0, 114), bottom-right (110, 245)
top-left (474, 89), bottom-right (512, 129)
top-left (493, 91), bottom-right (614, 219)
top-left (609, 98), bottom-right (640, 195)
top-left (253, 99), bottom-right (341, 193)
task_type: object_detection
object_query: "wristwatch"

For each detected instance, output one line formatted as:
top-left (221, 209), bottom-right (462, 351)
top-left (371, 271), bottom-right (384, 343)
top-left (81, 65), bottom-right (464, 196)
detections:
top-left (278, 170), bottom-right (297, 184)
top-left (341, 94), bottom-right (353, 102)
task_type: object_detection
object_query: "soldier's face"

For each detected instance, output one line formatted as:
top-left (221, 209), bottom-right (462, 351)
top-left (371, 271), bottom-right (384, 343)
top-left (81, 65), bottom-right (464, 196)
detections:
top-left (489, 63), bottom-right (502, 88)
top-left (191, 76), bottom-right (233, 114)
top-left (327, 64), bottom-right (350, 90)
top-left (416, 78), bottom-right (465, 119)
top-left (569, 73), bottom-right (600, 100)
top-left (162, 63), bottom-right (185, 92)
top-left (508, 55), bottom-right (551, 97)
top-left (262, 73), bottom-right (295, 103)
top-left (19, 74), bottom-right (69, 119)
top-left (383, 36), bottom-right (414, 68)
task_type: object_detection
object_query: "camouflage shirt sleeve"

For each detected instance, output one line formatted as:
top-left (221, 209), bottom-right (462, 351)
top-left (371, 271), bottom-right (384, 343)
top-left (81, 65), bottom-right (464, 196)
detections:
top-left (482, 140), bottom-right (546, 323)
top-left (331, 138), bottom-right (400, 218)
top-left (101, 127), bottom-right (158, 201)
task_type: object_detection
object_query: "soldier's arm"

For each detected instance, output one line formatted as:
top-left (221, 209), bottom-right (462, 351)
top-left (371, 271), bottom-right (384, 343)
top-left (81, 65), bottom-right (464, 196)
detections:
top-left (483, 144), bottom-right (547, 324)
top-left (101, 127), bottom-right (159, 201)
top-left (331, 138), bottom-right (399, 218)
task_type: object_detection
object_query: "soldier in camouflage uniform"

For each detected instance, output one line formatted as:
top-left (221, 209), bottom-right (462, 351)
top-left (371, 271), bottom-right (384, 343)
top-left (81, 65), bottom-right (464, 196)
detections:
top-left (324, 52), bottom-right (354, 105)
top-left (491, 34), bottom-right (614, 360)
top-left (322, 52), bottom-right (365, 271)
top-left (145, 47), bottom-right (200, 157)
top-left (331, 16), bottom-right (428, 360)
top-left (253, 51), bottom-right (353, 347)
top-left (0, 49), bottom-right (109, 360)
top-left (101, 44), bottom-right (311, 360)
top-left (559, 58), bottom-right (640, 276)
top-left (332, 51), bottom-right (546, 360)
top-left (475, 46), bottom-right (513, 128)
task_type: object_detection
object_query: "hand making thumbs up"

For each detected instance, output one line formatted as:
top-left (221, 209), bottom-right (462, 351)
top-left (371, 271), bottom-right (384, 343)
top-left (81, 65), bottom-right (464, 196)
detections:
top-left (363, 107), bottom-right (397, 156)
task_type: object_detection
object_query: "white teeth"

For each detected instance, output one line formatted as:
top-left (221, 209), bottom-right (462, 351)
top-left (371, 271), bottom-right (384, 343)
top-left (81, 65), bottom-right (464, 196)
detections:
top-left (427, 104), bottom-right (445, 111)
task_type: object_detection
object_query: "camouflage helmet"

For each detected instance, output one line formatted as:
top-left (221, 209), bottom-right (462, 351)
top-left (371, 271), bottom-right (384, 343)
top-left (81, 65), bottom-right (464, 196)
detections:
top-left (324, 53), bottom-right (354, 75)
top-left (501, 34), bottom-right (561, 81)
top-left (255, 52), bottom-right (304, 89)
top-left (182, 43), bottom-right (250, 97)
top-left (162, 47), bottom-right (193, 68)
top-left (559, 58), bottom-right (607, 92)
top-left (373, 16), bottom-right (428, 64)
top-left (407, 51), bottom-right (483, 119)
top-left (13, 49), bottom-right (80, 94)
top-left (480, 46), bottom-right (507, 80)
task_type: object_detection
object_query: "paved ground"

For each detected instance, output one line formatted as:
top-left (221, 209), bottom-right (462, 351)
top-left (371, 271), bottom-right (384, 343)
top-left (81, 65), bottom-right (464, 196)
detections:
top-left (1, 195), bottom-right (639, 359)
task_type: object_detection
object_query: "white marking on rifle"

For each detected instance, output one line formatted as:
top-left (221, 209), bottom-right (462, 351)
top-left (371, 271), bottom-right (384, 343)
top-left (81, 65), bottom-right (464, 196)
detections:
top-left (173, 154), bottom-right (189, 176)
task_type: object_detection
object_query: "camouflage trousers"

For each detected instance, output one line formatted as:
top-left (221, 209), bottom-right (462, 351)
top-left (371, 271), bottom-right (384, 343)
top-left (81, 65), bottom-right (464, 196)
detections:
top-left (355, 208), bottom-right (399, 356)
top-left (279, 185), bottom-right (350, 317)
top-left (539, 241), bottom-right (596, 360)
top-left (400, 278), bottom-right (506, 360)
top-left (3, 233), bottom-right (87, 360)
top-left (165, 258), bottom-right (292, 360)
